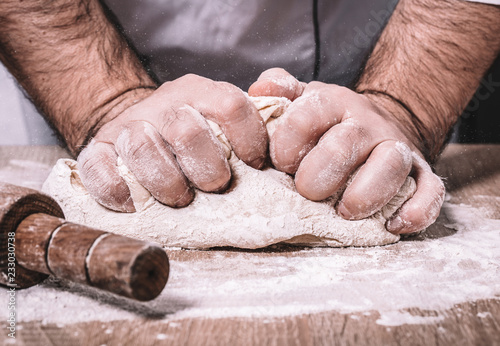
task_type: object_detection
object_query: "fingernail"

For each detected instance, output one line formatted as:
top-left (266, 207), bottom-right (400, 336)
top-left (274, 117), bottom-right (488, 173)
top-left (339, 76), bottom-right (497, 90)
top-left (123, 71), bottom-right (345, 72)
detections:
top-left (173, 188), bottom-right (195, 208)
top-left (337, 202), bottom-right (354, 220)
top-left (98, 196), bottom-right (135, 213)
top-left (387, 216), bottom-right (403, 233)
top-left (212, 176), bottom-right (232, 193)
top-left (123, 197), bottom-right (136, 213)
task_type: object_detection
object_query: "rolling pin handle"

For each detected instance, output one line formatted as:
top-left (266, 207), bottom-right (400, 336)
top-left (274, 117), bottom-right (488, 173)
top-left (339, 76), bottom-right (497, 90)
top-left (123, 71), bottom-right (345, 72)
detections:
top-left (0, 182), bottom-right (169, 301)
top-left (15, 213), bottom-right (169, 301)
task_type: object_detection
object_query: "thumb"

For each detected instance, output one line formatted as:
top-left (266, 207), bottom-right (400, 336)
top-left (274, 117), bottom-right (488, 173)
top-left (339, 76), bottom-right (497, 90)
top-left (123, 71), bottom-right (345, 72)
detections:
top-left (248, 68), bottom-right (306, 100)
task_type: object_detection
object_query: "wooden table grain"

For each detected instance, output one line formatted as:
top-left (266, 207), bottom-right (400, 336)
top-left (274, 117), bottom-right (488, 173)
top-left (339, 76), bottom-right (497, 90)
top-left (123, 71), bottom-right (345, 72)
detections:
top-left (0, 144), bottom-right (499, 346)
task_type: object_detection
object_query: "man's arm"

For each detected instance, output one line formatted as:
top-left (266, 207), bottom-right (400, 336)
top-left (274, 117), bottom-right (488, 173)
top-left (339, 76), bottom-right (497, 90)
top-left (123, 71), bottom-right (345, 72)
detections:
top-left (0, 0), bottom-right (156, 154)
top-left (0, 0), bottom-right (268, 212)
top-left (249, 0), bottom-right (500, 234)
top-left (356, 0), bottom-right (500, 162)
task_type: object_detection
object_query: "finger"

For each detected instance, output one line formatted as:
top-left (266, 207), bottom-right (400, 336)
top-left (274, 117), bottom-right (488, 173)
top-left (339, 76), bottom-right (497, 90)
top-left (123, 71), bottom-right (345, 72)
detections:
top-left (386, 154), bottom-right (445, 234)
top-left (248, 67), bottom-right (306, 100)
top-left (337, 141), bottom-right (413, 220)
top-left (294, 120), bottom-right (376, 201)
top-left (159, 104), bottom-right (232, 192)
top-left (270, 83), bottom-right (348, 174)
top-left (163, 74), bottom-right (268, 169)
top-left (77, 140), bottom-right (135, 212)
top-left (115, 121), bottom-right (194, 208)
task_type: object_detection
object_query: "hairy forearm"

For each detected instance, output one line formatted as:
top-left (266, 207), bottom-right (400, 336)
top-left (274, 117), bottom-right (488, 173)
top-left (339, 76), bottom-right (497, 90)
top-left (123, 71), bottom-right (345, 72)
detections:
top-left (0, 0), bottom-right (156, 155)
top-left (356, 0), bottom-right (500, 162)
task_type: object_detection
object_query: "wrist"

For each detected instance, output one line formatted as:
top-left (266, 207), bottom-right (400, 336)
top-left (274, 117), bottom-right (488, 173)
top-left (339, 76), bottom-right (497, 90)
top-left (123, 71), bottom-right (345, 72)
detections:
top-left (69, 86), bottom-right (156, 156)
top-left (358, 90), bottom-right (435, 162)
top-left (353, 0), bottom-right (500, 164)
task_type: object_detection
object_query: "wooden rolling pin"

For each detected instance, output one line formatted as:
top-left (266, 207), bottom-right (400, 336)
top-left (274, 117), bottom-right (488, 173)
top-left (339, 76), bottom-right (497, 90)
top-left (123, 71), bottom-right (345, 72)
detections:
top-left (0, 182), bottom-right (169, 301)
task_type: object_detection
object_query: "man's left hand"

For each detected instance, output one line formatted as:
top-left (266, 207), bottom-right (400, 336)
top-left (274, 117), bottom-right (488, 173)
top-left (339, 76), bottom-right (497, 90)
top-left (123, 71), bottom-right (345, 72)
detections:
top-left (249, 68), bottom-right (445, 235)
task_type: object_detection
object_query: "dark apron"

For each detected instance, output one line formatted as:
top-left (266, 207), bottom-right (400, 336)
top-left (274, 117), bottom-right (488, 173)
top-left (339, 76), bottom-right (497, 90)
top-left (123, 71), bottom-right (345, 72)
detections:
top-left (104, 0), bottom-right (398, 89)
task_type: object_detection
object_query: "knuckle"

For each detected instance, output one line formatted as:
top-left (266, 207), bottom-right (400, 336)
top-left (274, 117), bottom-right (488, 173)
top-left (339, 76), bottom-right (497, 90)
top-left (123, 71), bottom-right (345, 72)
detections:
top-left (175, 127), bottom-right (207, 149)
top-left (168, 117), bottom-right (208, 148)
top-left (329, 85), bottom-right (351, 99)
top-left (260, 67), bottom-right (288, 79)
top-left (116, 124), bottom-right (142, 154)
top-left (377, 140), bottom-right (399, 152)
top-left (345, 122), bottom-right (369, 142)
top-left (177, 73), bottom-right (202, 85)
top-left (78, 142), bottom-right (107, 172)
top-left (307, 81), bottom-right (327, 91)
top-left (318, 135), bottom-right (351, 163)
top-left (392, 141), bottom-right (413, 169)
top-left (128, 140), bottom-right (153, 162)
top-left (287, 109), bottom-right (318, 133)
top-left (382, 143), bottom-right (412, 173)
top-left (214, 80), bottom-right (237, 91)
top-left (215, 90), bottom-right (250, 122)
top-left (386, 157), bottom-right (405, 174)
top-left (268, 67), bottom-right (288, 74)
top-left (224, 93), bottom-right (248, 115)
top-left (118, 123), bottom-right (159, 160)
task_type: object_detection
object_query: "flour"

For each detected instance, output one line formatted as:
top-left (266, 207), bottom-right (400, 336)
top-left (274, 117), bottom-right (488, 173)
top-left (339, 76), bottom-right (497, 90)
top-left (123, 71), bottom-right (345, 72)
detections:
top-left (0, 159), bottom-right (53, 190)
top-left (6, 202), bottom-right (500, 325)
top-left (375, 311), bottom-right (445, 326)
top-left (42, 96), bottom-right (416, 249)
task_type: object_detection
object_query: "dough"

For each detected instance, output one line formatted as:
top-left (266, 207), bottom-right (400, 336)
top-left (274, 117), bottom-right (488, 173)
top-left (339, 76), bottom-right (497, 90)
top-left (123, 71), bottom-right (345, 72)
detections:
top-left (42, 96), bottom-right (416, 249)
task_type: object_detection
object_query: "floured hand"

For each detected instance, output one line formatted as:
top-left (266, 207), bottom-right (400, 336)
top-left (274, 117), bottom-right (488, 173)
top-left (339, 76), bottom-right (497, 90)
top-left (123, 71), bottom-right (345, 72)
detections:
top-left (249, 68), bottom-right (445, 235)
top-left (78, 74), bottom-right (268, 212)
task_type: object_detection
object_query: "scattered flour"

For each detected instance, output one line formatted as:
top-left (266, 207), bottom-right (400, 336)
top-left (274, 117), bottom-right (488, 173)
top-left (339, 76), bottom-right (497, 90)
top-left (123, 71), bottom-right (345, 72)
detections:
top-left (3, 202), bottom-right (499, 326)
top-left (0, 159), bottom-right (53, 190)
top-left (376, 311), bottom-right (445, 326)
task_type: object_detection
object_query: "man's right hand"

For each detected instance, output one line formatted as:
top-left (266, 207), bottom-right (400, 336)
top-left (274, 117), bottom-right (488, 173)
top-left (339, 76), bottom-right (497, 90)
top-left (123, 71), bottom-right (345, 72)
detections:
top-left (77, 74), bottom-right (268, 212)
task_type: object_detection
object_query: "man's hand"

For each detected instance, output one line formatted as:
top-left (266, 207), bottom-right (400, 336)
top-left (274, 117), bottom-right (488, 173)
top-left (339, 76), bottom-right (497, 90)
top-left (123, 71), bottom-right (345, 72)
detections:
top-left (248, 0), bottom-right (500, 235)
top-left (249, 68), bottom-right (444, 235)
top-left (0, 0), bottom-right (268, 212)
top-left (78, 74), bottom-right (268, 212)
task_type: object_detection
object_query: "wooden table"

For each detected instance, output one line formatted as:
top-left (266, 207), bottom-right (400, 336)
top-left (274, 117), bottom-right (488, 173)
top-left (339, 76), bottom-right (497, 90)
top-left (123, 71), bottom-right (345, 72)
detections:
top-left (0, 144), bottom-right (499, 346)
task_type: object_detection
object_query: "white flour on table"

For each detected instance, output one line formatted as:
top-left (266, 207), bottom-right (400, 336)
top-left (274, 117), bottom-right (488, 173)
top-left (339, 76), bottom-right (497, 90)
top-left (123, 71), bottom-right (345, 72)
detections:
top-left (4, 201), bottom-right (499, 326)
